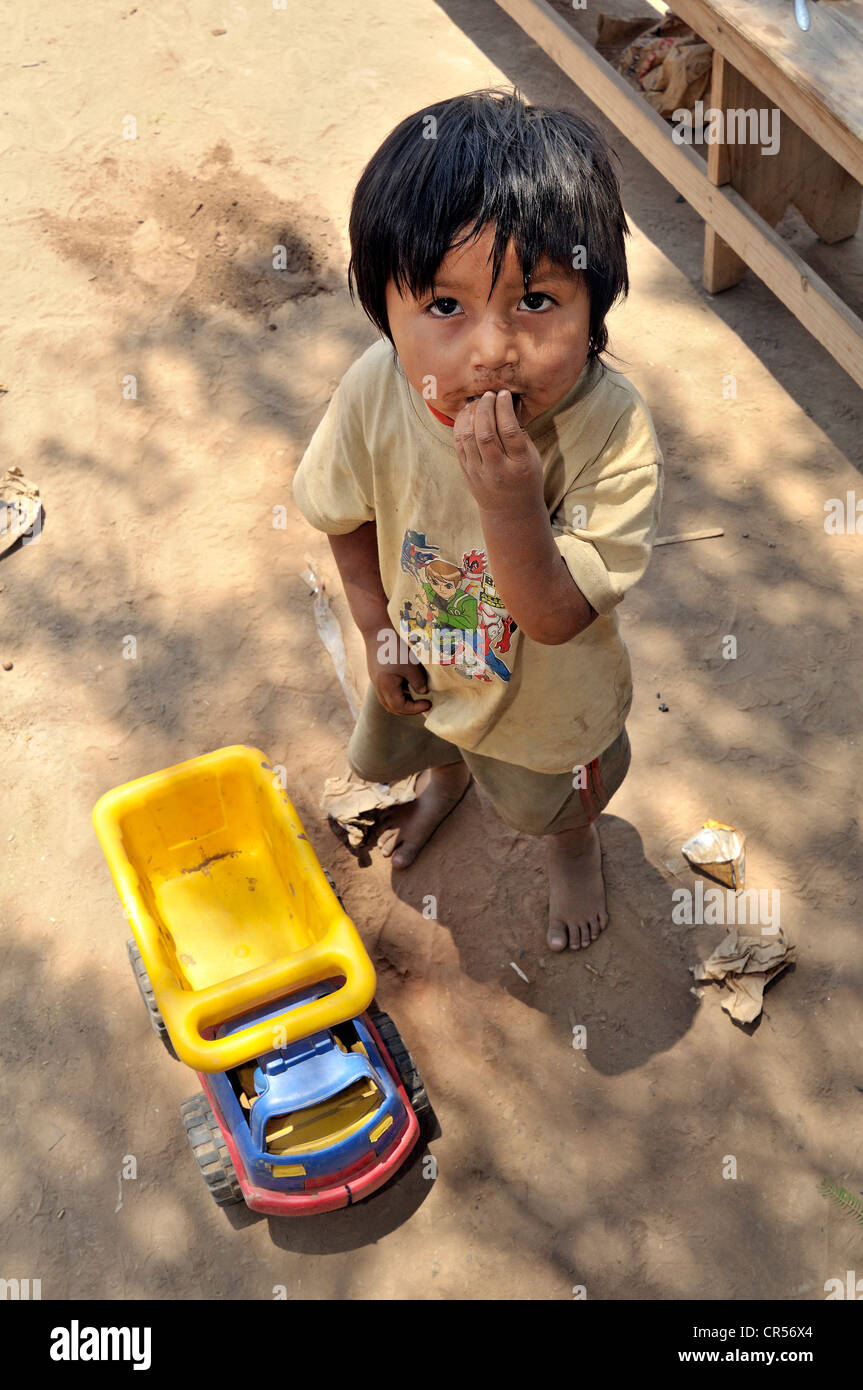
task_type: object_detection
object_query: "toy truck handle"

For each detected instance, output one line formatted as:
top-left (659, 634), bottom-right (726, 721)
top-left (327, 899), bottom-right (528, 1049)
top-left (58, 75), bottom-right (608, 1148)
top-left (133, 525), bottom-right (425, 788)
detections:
top-left (144, 928), bottom-right (376, 1073)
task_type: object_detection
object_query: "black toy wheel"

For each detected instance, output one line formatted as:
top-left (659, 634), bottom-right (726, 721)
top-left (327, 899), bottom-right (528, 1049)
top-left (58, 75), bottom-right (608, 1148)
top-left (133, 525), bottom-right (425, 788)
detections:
top-left (126, 938), bottom-right (177, 1059)
top-left (368, 1008), bottom-right (435, 1137)
top-left (180, 1093), bottom-right (244, 1207)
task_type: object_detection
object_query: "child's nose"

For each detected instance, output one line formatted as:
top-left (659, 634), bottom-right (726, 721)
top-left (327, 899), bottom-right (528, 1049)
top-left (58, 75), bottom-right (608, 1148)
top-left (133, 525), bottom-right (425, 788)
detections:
top-left (470, 313), bottom-right (519, 372)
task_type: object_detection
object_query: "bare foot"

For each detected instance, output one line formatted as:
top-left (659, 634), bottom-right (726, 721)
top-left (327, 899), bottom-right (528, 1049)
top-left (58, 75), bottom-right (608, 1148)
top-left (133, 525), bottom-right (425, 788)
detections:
top-left (377, 761), bottom-right (473, 869)
top-left (545, 820), bottom-right (609, 951)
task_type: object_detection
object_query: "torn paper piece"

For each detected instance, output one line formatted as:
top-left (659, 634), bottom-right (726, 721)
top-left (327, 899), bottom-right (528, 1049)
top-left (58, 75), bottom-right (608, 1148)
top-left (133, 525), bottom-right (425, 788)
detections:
top-left (692, 930), bottom-right (795, 1023)
top-left (682, 819), bottom-right (746, 890)
top-left (320, 771), bottom-right (419, 848)
top-left (1, 466), bottom-right (42, 558)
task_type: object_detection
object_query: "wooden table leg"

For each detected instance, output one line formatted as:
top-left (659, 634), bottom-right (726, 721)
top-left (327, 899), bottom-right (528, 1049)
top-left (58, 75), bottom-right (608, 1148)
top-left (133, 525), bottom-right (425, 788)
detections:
top-left (703, 51), bottom-right (862, 294)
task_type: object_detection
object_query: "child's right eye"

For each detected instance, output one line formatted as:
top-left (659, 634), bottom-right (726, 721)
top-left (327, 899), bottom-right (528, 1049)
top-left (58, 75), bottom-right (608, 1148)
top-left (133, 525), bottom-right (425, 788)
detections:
top-left (426, 297), bottom-right (462, 317)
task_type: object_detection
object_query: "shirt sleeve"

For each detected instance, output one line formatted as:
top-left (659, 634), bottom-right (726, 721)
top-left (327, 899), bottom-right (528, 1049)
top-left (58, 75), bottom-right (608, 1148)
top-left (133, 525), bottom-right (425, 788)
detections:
top-left (292, 376), bottom-right (375, 535)
top-left (551, 392), bottom-right (664, 616)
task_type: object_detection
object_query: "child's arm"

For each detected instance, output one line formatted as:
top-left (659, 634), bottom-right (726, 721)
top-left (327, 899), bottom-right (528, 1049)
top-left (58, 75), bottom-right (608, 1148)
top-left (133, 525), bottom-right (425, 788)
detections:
top-left (327, 521), bottom-right (390, 638)
top-left (454, 388), bottom-right (661, 646)
top-left (478, 503), bottom-right (595, 645)
top-left (328, 522), bottom-right (431, 716)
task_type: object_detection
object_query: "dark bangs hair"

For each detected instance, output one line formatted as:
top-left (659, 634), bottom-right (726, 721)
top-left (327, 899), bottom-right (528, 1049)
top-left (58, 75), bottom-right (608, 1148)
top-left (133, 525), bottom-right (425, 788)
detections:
top-left (347, 85), bottom-right (630, 363)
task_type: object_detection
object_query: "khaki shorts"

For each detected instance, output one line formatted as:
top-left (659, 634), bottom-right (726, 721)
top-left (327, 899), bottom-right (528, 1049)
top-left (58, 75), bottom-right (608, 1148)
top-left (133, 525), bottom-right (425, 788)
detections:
top-left (346, 683), bottom-right (631, 837)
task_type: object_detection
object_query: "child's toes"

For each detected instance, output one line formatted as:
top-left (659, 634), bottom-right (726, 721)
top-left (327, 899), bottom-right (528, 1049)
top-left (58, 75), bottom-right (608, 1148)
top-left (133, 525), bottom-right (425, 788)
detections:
top-left (546, 918), bottom-right (569, 952)
top-left (377, 827), bottom-right (399, 857)
top-left (569, 917), bottom-right (592, 950)
top-left (391, 841), bottom-right (419, 869)
top-left (590, 911), bottom-right (609, 942)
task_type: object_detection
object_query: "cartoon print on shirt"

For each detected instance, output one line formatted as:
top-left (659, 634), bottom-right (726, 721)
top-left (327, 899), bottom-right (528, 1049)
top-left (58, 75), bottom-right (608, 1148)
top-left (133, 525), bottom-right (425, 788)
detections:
top-left (398, 528), bottom-right (516, 682)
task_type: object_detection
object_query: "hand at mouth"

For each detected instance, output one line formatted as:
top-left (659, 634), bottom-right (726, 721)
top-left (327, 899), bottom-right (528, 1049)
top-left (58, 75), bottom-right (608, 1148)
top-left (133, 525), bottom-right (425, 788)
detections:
top-left (452, 388), bottom-right (544, 514)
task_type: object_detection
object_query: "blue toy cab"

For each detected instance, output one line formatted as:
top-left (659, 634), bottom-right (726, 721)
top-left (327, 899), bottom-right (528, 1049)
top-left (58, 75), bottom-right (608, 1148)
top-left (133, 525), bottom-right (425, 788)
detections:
top-left (179, 980), bottom-right (431, 1214)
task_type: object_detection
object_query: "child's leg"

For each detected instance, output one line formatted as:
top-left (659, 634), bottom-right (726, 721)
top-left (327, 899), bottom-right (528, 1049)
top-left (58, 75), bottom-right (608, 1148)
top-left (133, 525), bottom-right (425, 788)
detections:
top-left (463, 727), bottom-right (632, 952)
top-left (347, 684), bottom-right (473, 869)
top-left (541, 727), bottom-right (631, 951)
top-left (543, 822), bottom-right (607, 952)
top-left (378, 761), bottom-right (473, 868)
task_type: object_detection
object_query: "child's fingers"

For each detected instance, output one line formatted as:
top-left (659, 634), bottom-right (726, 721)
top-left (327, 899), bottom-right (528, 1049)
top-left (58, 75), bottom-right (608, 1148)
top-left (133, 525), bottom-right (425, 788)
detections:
top-left (394, 687), bottom-right (432, 715)
top-left (453, 406), bottom-right (487, 471)
top-left (376, 669), bottom-right (430, 715)
top-left (469, 391), bottom-right (506, 463)
top-left (493, 390), bottom-right (529, 453)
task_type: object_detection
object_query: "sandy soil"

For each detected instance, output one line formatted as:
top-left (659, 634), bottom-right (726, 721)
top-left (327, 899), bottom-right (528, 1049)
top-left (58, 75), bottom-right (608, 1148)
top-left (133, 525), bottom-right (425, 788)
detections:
top-left (2, 0), bottom-right (862, 1300)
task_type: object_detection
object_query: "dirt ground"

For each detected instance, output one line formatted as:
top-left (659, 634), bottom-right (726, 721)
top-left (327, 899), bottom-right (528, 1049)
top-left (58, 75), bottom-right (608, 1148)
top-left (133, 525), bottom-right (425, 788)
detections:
top-left (2, 0), bottom-right (862, 1301)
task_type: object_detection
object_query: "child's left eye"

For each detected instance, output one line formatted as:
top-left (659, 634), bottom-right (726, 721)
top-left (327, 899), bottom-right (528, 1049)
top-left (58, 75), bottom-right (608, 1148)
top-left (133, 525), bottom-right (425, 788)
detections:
top-left (520, 292), bottom-right (555, 311)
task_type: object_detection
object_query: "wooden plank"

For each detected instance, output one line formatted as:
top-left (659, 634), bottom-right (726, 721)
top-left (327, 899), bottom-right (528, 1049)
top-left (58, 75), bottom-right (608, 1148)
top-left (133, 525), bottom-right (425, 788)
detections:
top-left (704, 55), bottom-right (747, 290)
top-left (493, 0), bottom-right (863, 390)
top-left (704, 50), bottom-right (862, 289)
top-left (792, 150), bottom-right (863, 243)
top-left (667, 0), bottom-right (863, 183)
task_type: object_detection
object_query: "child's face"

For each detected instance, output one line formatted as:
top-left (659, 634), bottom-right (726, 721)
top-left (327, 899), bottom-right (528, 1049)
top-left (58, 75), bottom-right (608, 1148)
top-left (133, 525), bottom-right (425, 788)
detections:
top-left (385, 222), bottom-right (591, 428)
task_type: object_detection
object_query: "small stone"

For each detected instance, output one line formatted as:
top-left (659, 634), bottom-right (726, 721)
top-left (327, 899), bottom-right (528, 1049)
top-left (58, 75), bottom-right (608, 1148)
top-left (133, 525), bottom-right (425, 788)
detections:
top-left (2, 659), bottom-right (12, 671)
top-left (658, 702), bottom-right (669, 712)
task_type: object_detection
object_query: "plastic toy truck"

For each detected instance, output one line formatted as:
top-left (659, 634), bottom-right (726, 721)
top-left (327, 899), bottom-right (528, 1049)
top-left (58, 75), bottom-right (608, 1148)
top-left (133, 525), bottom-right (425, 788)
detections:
top-left (92, 745), bottom-right (432, 1215)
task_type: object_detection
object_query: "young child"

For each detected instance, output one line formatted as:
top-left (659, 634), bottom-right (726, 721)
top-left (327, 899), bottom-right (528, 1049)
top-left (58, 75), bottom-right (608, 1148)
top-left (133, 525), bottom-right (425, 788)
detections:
top-left (293, 87), bottom-right (663, 952)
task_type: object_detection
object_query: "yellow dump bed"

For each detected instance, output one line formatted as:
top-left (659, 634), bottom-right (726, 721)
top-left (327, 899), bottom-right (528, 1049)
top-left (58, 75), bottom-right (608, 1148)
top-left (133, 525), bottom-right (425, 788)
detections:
top-left (92, 745), bottom-right (376, 1072)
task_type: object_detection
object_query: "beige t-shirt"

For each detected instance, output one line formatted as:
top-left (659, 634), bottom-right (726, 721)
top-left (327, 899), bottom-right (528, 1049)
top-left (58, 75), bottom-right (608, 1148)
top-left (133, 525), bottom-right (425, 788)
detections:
top-left (292, 338), bottom-right (663, 774)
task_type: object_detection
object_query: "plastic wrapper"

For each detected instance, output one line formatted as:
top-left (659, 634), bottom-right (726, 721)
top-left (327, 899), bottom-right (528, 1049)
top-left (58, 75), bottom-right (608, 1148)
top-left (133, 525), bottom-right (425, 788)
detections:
top-left (301, 559), bottom-right (359, 720)
top-left (682, 818), bottom-right (746, 890)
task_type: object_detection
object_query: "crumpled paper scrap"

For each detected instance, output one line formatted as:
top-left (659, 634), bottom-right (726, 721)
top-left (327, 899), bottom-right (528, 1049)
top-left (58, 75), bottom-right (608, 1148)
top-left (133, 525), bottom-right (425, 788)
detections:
top-left (1, 465), bottom-right (41, 558)
top-left (692, 930), bottom-right (795, 1023)
top-left (320, 772), bottom-right (419, 848)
